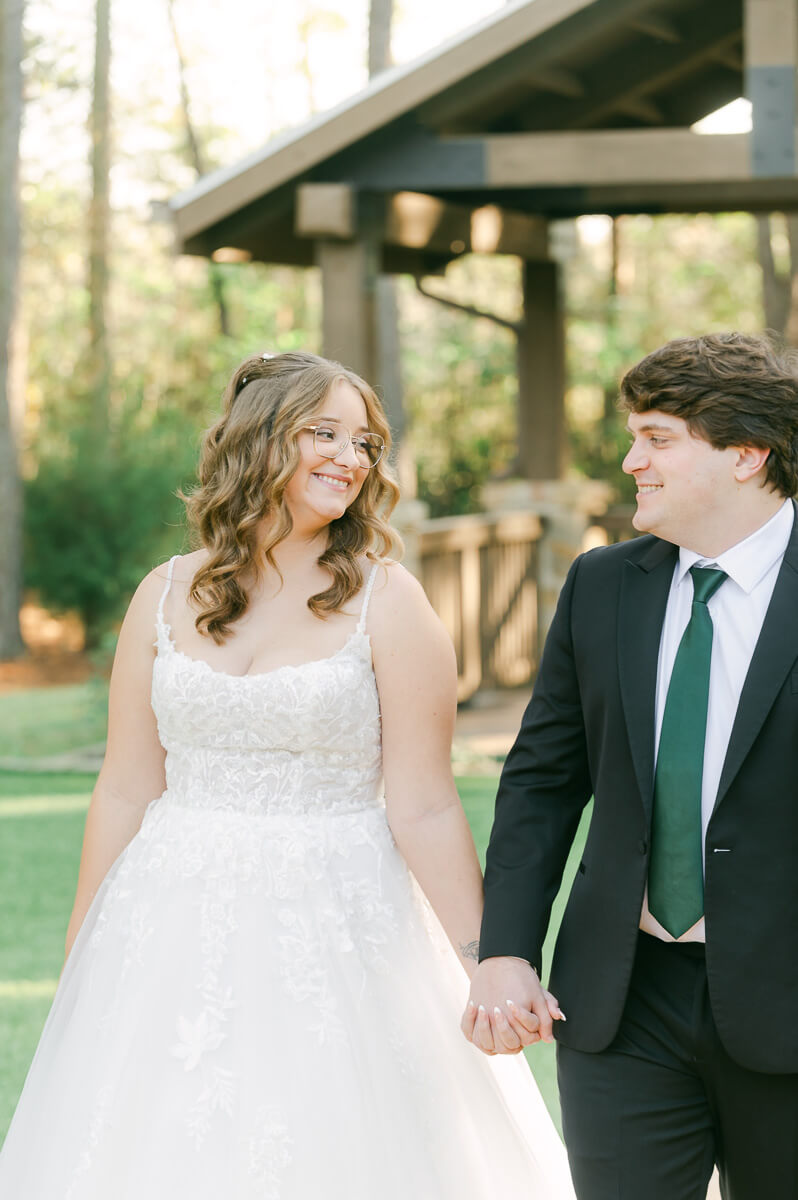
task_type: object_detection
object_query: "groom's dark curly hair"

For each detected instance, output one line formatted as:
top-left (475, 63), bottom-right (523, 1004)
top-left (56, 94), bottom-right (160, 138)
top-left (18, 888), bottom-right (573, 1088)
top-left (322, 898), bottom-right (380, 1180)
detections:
top-left (620, 332), bottom-right (798, 498)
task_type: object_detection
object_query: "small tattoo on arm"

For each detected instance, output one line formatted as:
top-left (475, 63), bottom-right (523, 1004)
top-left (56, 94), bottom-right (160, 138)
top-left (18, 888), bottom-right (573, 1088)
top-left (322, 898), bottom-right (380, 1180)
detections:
top-left (460, 940), bottom-right (480, 963)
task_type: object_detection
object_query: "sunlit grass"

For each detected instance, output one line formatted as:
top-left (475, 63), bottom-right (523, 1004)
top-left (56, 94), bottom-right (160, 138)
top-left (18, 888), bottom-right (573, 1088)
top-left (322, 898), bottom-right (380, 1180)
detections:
top-left (0, 980), bottom-right (57, 999)
top-left (0, 795), bottom-right (90, 817)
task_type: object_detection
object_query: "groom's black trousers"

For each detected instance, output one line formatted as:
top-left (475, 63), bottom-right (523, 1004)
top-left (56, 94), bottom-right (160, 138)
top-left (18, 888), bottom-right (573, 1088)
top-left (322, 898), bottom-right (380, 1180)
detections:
top-left (557, 932), bottom-right (798, 1200)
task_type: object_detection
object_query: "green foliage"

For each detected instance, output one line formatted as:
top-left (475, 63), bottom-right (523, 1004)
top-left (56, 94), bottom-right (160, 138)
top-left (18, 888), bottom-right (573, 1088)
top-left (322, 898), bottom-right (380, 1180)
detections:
top-left (564, 213), bottom-right (762, 499)
top-left (14, 3), bottom-right (773, 557)
top-left (401, 262), bottom-right (520, 516)
top-left (24, 405), bottom-right (196, 647)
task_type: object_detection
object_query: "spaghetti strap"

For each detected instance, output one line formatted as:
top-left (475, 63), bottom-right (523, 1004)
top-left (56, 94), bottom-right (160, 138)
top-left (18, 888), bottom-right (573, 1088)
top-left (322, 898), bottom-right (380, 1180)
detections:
top-left (356, 562), bottom-right (380, 633)
top-left (156, 555), bottom-right (179, 630)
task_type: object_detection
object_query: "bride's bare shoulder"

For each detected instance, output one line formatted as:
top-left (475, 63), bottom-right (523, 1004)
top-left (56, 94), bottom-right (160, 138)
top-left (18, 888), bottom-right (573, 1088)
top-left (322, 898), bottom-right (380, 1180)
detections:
top-left (122, 550), bottom-right (206, 630)
top-left (367, 559), bottom-right (437, 627)
top-left (164, 548), bottom-right (209, 583)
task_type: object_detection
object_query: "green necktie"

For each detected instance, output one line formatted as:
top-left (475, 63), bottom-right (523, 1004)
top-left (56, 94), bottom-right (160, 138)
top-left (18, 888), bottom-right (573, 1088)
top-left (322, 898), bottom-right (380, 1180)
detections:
top-left (649, 565), bottom-right (727, 938)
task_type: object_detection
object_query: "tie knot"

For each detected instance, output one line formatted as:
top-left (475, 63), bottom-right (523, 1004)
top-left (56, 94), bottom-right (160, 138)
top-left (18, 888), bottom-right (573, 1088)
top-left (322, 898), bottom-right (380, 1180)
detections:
top-left (689, 565), bottom-right (727, 605)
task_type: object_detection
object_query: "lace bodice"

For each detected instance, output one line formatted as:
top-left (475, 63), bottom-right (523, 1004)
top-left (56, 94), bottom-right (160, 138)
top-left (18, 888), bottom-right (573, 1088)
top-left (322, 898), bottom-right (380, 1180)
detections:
top-left (151, 558), bottom-right (383, 818)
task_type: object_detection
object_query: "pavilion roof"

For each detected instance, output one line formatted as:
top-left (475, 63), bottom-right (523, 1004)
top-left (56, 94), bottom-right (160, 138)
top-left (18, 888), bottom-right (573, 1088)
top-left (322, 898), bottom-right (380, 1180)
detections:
top-left (170, 0), bottom-right (798, 270)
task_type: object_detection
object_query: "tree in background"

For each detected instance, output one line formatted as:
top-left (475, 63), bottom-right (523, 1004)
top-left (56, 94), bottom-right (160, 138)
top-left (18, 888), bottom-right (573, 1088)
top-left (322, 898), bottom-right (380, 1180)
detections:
top-left (566, 212), bottom-right (761, 499)
top-left (368, 0), bottom-right (410, 489)
top-left (7, 2), bottom-right (794, 648)
top-left (166, 0), bottom-right (230, 339)
top-left (756, 214), bottom-right (798, 345)
top-left (87, 0), bottom-right (111, 435)
top-left (367, 0), bottom-right (391, 77)
top-left (0, 0), bottom-right (25, 658)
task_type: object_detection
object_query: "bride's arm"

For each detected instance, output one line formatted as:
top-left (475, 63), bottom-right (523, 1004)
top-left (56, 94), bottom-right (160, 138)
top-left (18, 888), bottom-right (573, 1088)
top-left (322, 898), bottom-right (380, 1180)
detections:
top-left (63, 568), bottom-right (168, 963)
top-left (369, 563), bottom-right (486, 982)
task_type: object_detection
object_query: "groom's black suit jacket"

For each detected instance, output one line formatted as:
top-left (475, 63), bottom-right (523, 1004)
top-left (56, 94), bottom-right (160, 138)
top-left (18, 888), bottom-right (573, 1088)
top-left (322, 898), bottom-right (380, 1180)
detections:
top-left (480, 505), bottom-right (798, 1074)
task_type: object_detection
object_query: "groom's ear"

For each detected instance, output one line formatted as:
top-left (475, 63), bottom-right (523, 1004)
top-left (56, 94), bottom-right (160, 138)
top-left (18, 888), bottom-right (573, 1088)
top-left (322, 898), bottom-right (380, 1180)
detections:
top-left (732, 444), bottom-right (771, 484)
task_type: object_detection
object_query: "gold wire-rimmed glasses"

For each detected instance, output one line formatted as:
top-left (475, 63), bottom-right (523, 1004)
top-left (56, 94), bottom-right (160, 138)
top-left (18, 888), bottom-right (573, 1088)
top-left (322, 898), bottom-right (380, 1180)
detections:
top-left (303, 421), bottom-right (385, 468)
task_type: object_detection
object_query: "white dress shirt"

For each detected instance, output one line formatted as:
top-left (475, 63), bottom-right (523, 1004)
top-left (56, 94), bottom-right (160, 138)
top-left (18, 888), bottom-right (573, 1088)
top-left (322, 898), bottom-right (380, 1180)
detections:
top-left (639, 499), bottom-right (794, 942)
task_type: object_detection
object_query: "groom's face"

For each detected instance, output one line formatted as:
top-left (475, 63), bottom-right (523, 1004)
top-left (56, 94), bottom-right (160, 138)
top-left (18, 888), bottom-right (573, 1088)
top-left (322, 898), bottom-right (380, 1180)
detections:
top-left (622, 410), bottom-right (741, 551)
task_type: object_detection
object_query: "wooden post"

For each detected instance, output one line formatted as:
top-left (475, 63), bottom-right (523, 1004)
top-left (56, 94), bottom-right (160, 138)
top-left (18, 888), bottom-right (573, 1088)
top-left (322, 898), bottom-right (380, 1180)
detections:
top-left (316, 236), bottom-right (378, 381)
top-left (744, 0), bottom-right (798, 177)
top-left (516, 258), bottom-right (566, 480)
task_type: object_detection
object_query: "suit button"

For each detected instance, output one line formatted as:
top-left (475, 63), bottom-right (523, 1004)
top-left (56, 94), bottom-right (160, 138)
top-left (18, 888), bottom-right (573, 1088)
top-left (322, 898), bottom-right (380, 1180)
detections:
top-left (638, 839), bottom-right (648, 855)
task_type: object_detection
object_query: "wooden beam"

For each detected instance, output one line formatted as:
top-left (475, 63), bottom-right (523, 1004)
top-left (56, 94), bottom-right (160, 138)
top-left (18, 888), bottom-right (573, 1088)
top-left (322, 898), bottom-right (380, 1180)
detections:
top-left (708, 44), bottom-right (744, 72)
top-left (628, 15), bottom-right (681, 43)
top-left (295, 182), bottom-right (354, 238)
top-left (745, 0), bottom-right (797, 177)
top-left (485, 129), bottom-right (750, 187)
top-left (528, 68), bottom-right (585, 99)
top-left (614, 97), bottom-right (666, 123)
top-left (416, 0), bottom-right (664, 130)
top-left (518, 8), bottom-right (742, 133)
top-left (745, 0), bottom-right (797, 66)
top-left (346, 129), bottom-right (753, 190)
top-left (482, 176), bottom-right (798, 217)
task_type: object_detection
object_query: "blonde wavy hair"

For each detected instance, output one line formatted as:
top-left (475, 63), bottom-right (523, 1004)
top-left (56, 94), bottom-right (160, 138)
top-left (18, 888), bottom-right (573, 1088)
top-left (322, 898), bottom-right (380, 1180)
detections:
top-left (182, 351), bottom-right (401, 642)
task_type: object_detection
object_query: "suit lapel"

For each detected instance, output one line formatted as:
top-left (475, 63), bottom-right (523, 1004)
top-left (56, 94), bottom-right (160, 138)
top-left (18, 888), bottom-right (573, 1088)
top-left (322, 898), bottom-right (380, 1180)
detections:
top-left (715, 505), bottom-right (798, 807)
top-left (617, 538), bottom-right (678, 821)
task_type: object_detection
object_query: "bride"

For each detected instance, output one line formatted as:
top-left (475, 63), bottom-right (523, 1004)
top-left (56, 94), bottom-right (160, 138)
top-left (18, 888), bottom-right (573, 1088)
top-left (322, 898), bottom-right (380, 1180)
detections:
top-left (0, 350), bottom-right (574, 1198)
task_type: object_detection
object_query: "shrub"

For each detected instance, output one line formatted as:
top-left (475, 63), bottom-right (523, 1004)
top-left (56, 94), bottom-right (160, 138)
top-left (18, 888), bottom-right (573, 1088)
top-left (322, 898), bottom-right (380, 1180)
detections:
top-left (25, 411), bottom-right (197, 648)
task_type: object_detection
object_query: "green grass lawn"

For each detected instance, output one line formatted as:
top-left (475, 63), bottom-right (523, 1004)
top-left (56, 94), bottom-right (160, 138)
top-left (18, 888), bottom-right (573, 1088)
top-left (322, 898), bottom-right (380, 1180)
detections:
top-left (0, 768), bottom-right (589, 1141)
top-left (0, 772), bottom-right (95, 1137)
top-left (0, 682), bottom-right (108, 758)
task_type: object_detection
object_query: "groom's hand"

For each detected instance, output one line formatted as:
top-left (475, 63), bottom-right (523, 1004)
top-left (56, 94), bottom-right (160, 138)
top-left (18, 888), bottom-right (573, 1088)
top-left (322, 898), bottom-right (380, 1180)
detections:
top-left (461, 956), bottom-right (565, 1055)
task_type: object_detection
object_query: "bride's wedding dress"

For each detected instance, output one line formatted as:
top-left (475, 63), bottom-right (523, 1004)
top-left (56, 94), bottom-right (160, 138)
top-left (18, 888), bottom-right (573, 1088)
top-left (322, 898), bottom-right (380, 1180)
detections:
top-left (0, 560), bottom-right (574, 1198)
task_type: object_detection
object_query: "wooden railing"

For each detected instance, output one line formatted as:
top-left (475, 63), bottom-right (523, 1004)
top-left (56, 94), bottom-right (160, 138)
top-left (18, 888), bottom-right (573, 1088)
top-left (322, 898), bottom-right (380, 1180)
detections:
top-left (590, 503), bottom-right (637, 544)
top-left (418, 511), bottom-right (543, 701)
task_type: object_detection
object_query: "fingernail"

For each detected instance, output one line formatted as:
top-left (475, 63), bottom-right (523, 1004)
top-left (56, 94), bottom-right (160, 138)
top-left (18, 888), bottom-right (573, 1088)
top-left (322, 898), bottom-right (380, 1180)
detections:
top-left (468, 1000), bottom-right (476, 1010)
top-left (557, 1011), bottom-right (567, 1022)
top-left (506, 999), bottom-right (516, 1008)
top-left (493, 1006), bottom-right (502, 1017)
top-left (478, 1005), bottom-right (486, 1015)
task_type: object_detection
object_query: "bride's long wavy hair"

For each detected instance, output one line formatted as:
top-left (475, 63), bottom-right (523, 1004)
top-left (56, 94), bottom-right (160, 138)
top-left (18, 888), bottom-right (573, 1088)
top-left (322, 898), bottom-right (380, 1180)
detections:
top-left (182, 351), bottom-right (401, 642)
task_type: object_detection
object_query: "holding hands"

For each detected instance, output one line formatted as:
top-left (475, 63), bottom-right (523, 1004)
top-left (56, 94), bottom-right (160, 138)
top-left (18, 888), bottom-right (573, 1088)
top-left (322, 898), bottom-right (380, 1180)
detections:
top-left (461, 956), bottom-right (566, 1056)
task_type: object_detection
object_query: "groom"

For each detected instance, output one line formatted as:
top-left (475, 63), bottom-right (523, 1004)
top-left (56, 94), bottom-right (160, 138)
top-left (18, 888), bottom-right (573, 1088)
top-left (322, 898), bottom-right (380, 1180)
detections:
top-left (463, 332), bottom-right (798, 1199)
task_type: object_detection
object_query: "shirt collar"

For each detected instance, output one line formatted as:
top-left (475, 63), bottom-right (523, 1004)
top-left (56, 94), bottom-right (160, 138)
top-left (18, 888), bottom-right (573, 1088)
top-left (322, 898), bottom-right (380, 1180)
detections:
top-left (675, 499), bottom-right (794, 595)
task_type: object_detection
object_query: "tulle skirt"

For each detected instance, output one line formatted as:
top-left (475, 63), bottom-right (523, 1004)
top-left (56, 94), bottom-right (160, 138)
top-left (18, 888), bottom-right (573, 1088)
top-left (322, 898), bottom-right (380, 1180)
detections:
top-left (0, 797), bottom-right (574, 1198)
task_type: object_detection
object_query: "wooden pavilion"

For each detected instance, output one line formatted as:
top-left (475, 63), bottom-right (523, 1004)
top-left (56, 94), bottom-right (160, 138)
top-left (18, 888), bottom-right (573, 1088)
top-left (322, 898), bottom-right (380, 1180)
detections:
top-left (169, 0), bottom-right (798, 694)
top-left (172, 0), bottom-right (798, 483)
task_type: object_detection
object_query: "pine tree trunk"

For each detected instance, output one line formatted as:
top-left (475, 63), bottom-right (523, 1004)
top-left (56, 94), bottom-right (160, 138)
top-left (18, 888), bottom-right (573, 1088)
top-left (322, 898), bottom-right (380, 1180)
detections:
top-left (756, 215), bottom-right (790, 335)
top-left (0, 0), bottom-right (26, 658)
top-left (367, 0), bottom-right (392, 78)
top-left (368, 0), bottom-right (410, 483)
top-left (166, 0), bottom-right (230, 338)
top-left (88, 0), bottom-right (112, 433)
top-left (784, 215), bottom-right (798, 347)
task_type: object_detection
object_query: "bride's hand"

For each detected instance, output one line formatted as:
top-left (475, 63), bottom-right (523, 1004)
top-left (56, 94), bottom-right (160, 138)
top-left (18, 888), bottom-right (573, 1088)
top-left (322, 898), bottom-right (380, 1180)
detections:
top-left (461, 956), bottom-right (565, 1055)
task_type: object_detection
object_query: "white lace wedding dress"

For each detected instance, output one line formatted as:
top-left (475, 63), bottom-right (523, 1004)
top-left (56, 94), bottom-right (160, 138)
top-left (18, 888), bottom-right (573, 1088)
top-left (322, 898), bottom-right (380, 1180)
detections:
top-left (0, 560), bottom-right (574, 1199)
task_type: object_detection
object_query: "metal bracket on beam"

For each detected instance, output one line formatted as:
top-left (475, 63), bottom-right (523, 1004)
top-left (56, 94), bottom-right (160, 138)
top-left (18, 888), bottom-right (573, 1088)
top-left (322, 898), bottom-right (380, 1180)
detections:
top-left (748, 66), bottom-right (796, 176)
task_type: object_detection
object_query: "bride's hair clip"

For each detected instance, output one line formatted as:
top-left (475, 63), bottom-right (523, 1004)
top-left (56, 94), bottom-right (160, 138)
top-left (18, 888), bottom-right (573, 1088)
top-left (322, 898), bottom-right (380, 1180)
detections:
top-left (240, 352), bottom-right (276, 388)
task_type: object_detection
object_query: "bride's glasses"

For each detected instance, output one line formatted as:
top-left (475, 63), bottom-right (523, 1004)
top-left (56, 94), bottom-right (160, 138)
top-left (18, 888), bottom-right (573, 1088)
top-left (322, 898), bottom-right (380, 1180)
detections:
top-left (303, 421), bottom-right (385, 468)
